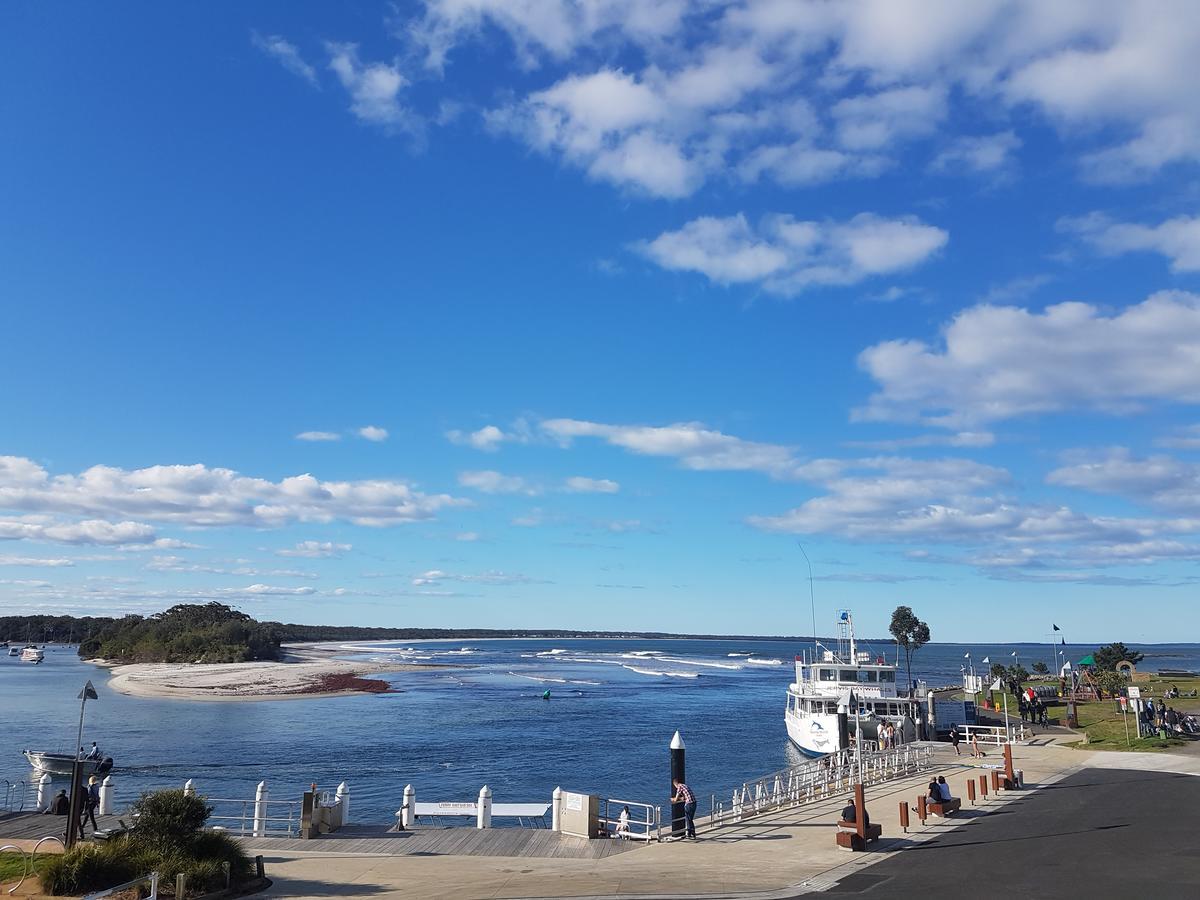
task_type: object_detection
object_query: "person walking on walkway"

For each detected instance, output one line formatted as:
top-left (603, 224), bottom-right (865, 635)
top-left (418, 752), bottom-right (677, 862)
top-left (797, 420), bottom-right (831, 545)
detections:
top-left (671, 778), bottom-right (697, 839)
top-left (82, 776), bottom-right (100, 834)
top-left (949, 725), bottom-right (961, 756)
top-left (971, 733), bottom-right (984, 758)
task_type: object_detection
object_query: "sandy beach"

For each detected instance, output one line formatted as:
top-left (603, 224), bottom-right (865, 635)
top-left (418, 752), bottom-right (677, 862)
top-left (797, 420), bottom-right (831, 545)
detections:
top-left (101, 645), bottom-right (453, 702)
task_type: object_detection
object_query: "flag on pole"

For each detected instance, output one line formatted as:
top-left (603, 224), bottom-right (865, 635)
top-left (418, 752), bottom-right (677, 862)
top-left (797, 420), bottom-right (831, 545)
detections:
top-left (1060, 637), bottom-right (1066, 645)
top-left (78, 680), bottom-right (98, 701)
top-left (982, 656), bottom-right (990, 664)
top-left (1052, 624), bottom-right (1060, 631)
top-left (1011, 651), bottom-right (1018, 657)
top-left (964, 653), bottom-right (970, 658)
top-left (991, 678), bottom-right (1002, 691)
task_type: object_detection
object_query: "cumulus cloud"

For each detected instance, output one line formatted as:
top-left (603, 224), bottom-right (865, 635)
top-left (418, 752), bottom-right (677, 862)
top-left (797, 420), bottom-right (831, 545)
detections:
top-left (1060, 213), bottom-right (1200, 272)
top-left (855, 291), bottom-right (1200, 427)
top-left (276, 540), bottom-right (352, 558)
top-left (541, 418), bottom-right (834, 481)
top-left (637, 213), bottom-right (947, 296)
top-left (253, 33), bottom-right (318, 85)
top-left (564, 476), bottom-right (620, 494)
top-left (1047, 448), bottom-right (1200, 514)
top-left (931, 131), bottom-right (1021, 174)
top-left (327, 43), bottom-right (418, 135)
top-left (296, 431), bottom-right (341, 442)
top-left (358, 425), bottom-right (389, 442)
top-left (0, 556), bottom-right (74, 567)
top-left (0, 456), bottom-right (467, 528)
top-left (458, 470), bottom-right (538, 495)
top-left (447, 425), bottom-right (508, 451)
top-left (411, 569), bottom-right (543, 586)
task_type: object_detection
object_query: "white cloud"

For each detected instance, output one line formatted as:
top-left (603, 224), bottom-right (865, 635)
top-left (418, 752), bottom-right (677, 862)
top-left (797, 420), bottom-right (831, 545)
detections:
top-left (276, 540), bottom-right (352, 558)
top-left (1047, 448), bottom-right (1200, 514)
top-left (0, 456), bottom-right (468, 528)
top-left (296, 431), bottom-right (341, 442)
top-left (455, 531), bottom-right (481, 542)
top-left (327, 43), bottom-right (418, 134)
top-left (541, 418), bottom-right (835, 481)
top-left (447, 425), bottom-right (508, 451)
top-left (358, 425), bottom-right (389, 442)
top-left (0, 517), bottom-right (165, 547)
top-left (832, 85), bottom-right (947, 151)
top-left (253, 33), bottom-right (318, 85)
top-left (1157, 424), bottom-right (1200, 450)
top-left (931, 131), bottom-right (1021, 174)
top-left (845, 432), bottom-right (996, 451)
top-left (1060, 213), bottom-right (1200, 272)
top-left (411, 569), bottom-right (542, 586)
top-left (0, 556), bottom-right (74, 567)
top-left (637, 212), bottom-right (947, 296)
top-left (236, 584), bottom-right (317, 596)
top-left (458, 469), bottom-right (538, 495)
top-left (855, 291), bottom-right (1200, 427)
top-left (146, 557), bottom-right (319, 579)
top-left (564, 476), bottom-right (620, 494)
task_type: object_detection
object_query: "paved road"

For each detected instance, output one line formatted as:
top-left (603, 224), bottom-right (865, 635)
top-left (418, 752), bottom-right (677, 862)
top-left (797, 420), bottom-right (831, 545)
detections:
top-left (812, 767), bottom-right (1200, 897)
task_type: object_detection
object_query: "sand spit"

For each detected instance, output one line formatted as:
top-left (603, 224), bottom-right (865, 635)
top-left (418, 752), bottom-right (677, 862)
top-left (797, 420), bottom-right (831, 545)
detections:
top-left (101, 646), bottom-right (455, 702)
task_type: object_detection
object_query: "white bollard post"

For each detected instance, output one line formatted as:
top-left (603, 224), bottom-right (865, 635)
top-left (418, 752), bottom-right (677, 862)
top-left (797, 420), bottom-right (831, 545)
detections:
top-left (183, 779), bottom-right (195, 797)
top-left (253, 781), bottom-right (268, 837)
top-left (401, 784), bottom-right (415, 829)
top-left (336, 782), bottom-right (350, 825)
top-left (37, 773), bottom-right (52, 811)
top-left (551, 786), bottom-right (562, 832)
top-left (99, 775), bottom-right (114, 815)
top-left (477, 785), bottom-right (492, 829)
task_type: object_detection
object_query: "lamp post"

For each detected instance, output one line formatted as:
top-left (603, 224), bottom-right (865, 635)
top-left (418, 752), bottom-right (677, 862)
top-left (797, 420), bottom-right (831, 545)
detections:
top-left (65, 681), bottom-right (98, 849)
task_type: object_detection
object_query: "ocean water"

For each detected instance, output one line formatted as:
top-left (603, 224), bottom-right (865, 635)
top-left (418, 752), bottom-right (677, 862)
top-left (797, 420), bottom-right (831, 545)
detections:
top-left (2, 637), bottom-right (1197, 822)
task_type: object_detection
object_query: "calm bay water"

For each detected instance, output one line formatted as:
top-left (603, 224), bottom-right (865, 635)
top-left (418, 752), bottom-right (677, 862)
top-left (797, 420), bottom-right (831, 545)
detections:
top-left (3, 637), bottom-right (1198, 821)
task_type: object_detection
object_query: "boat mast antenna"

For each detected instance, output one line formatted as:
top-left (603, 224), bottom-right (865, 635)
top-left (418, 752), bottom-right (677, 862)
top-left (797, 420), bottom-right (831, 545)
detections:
top-left (797, 543), bottom-right (817, 656)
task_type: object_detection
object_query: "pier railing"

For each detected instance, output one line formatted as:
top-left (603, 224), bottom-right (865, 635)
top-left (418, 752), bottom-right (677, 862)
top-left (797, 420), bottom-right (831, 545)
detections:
top-left (706, 744), bottom-right (934, 829)
top-left (1, 779), bottom-right (37, 813)
top-left (960, 723), bottom-right (1028, 747)
top-left (207, 797), bottom-right (297, 837)
top-left (598, 798), bottom-right (660, 842)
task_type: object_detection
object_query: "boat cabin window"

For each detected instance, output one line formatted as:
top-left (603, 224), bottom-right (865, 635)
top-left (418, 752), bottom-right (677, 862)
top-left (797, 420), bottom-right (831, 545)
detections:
top-left (818, 668), bottom-right (836, 681)
top-left (858, 670), bottom-right (877, 683)
top-left (839, 670), bottom-right (857, 681)
top-left (878, 671), bottom-right (895, 682)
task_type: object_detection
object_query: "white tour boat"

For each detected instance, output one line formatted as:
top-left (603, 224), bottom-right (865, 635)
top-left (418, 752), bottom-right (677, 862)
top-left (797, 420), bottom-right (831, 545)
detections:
top-left (19, 645), bottom-right (44, 663)
top-left (785, 610), bottom-right (919, 757)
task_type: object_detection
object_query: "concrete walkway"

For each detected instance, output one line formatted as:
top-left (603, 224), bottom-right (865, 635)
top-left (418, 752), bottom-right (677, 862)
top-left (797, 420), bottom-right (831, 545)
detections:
top-left (251, 741), bottom-right (1133, 900)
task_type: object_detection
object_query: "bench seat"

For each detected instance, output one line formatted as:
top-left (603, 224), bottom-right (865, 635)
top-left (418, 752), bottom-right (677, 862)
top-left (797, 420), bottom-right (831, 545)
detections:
top-left (927, 798), bottom-right (961, 816)
top-left (836, 820), bottom-right (882, 850)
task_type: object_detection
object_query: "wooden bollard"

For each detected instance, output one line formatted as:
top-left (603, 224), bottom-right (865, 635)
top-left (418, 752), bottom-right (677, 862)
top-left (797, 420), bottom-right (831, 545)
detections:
top-left (967, 779), bottom-right (977, 805)
top-left (1003, 744), bottom-right (1016, 788)
top-left (916, 794), bottom-right (926, 824)
top-left (899, 800), bottom-right (909, 833)
top-left (990, 770), bottom-right (1001, 793)
top-left (979, 774), bottom-right (988, 798)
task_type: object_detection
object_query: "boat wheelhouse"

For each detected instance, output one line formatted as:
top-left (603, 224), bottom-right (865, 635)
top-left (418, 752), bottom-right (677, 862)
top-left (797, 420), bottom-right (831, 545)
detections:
top-left (784, 610), bottom-right (919, 757)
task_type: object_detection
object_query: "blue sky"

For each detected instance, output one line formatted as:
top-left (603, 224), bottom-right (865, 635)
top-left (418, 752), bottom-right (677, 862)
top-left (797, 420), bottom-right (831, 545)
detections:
top-left (3, 1), bottom-right (1200, 642)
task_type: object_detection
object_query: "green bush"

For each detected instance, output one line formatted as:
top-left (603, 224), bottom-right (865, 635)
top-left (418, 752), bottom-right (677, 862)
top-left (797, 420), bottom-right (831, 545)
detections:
top-left (39, 789), bottom-right (252, 897)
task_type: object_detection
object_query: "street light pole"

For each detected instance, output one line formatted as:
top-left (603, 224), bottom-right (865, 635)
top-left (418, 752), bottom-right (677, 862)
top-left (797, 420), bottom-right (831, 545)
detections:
top-left (65, 681), bottom-right (98, 849)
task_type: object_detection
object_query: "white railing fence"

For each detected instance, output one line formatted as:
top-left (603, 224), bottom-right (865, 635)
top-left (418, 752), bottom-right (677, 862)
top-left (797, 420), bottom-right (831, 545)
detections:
top-left (707, 744), bottom-right (934, 829)
top-left (598, 798), bottom-right (660, 842)
top-left (960, 723), bottom-right (1027, 747)
top-left (206, 797), bottom-right (297, 837)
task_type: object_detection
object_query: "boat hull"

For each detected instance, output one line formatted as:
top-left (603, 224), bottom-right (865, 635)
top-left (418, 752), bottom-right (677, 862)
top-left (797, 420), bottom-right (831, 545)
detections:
top-left (23, 752), bottom-right (109, 777)
top-left (785, 711), bottom-right (844, 757)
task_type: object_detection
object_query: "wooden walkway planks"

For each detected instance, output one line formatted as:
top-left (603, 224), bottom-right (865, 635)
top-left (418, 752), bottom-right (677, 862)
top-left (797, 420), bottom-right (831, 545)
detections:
top-left (0, 811), bottom-right (125, 843)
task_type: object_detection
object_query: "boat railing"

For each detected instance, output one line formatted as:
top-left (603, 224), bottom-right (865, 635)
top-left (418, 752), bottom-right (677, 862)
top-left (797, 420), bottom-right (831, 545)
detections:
top-left (705, 744), bottom-right (934, 830)
top-left (598, 798), bottom-right (660, 843)
top-left (206, 797), bottom-right (297, 837)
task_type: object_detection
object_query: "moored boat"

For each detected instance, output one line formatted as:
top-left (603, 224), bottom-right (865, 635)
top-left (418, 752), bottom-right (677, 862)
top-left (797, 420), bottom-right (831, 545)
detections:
top-left (20, 645), bottom-right (44, 663)
top-left (785, 610), bottom-right (920, 757)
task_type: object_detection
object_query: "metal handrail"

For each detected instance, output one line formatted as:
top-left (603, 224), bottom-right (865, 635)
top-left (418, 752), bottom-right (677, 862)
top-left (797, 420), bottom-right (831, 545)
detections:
top-left (598, 798), bottom-right (660, 842)
top-left (83, 870), bottom-right (159, 900)
top-left (960, 723), bottom-right (1027, 746)
top-left (707, 744), bottom-right (935, 830)
top-left (206, 797), bottom-right (297, 837)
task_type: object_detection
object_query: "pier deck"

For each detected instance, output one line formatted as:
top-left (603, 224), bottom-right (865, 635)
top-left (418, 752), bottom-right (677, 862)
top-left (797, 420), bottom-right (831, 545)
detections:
top-left (0, 811), bottom-right (125, 848)
top-left (242, 824), bottom-right (637, 859)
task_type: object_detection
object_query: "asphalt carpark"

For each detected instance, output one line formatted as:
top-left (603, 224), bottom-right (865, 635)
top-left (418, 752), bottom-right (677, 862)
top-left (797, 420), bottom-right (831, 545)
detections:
top-left (808, 767), bottom-right (1200, 897)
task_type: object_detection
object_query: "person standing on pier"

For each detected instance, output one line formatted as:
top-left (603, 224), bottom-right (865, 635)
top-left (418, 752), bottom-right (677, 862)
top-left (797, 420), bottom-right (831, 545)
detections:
top-left (949, 725), bottom-right (961, 756)
top-left (671, 778), bottom-right (697, 839)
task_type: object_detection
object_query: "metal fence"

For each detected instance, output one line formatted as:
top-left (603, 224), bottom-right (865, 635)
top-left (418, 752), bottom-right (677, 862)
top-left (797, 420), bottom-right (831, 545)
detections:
top-left (707, 744), bottom-right (935, 829)
top-left (598, 798), bottom-right (660, 842)
top-left (0, 779), bottom-right (37, 813)
top-left (959, 723), bottom-right (1028, 747)
top-left (206, 797), bottom-right (298, 837)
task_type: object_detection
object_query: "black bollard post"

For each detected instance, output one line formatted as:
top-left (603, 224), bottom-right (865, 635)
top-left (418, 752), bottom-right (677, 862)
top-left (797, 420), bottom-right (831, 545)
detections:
top-left (64, 757), bottom-right (85, 849)
top-left (670, 730), bottom-right (686, 838)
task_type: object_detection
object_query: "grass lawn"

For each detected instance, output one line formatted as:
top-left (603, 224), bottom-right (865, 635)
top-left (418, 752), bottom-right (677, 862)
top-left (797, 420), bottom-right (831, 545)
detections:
top-left (0, 851), bottom-right (49, 885)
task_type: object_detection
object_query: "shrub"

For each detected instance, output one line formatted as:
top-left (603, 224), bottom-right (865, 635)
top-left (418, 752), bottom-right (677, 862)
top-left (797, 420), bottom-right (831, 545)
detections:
top-left (130, 790), bottom-right (212, 848)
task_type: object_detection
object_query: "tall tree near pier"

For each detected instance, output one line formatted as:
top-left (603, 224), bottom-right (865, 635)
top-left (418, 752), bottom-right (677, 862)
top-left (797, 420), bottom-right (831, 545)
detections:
top-left (889, 606), bottom-right (931, 698)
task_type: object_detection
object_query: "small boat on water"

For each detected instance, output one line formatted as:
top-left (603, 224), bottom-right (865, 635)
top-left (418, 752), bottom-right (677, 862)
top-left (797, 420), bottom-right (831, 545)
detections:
top-left (20, 645), bottom-right (44, 663)
top-left (23, 750), bottom-right (114, 777)
top-left (6, 647), bottom-right (18, 656)
top-left (785, 610), bottom-right (920, 757)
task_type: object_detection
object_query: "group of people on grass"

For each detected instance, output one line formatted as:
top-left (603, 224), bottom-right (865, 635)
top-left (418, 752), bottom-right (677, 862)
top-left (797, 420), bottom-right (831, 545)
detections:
top-left (1141, 697), bottom-right (1199, 737)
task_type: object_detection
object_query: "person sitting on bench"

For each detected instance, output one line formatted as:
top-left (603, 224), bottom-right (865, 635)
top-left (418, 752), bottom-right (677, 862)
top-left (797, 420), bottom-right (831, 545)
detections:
top-left (841, 797), bottom-right (868, 827)
top-left (937, 776), bottom-right (953, 801)
top-left (926, 781), bottom-right (941, 804)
